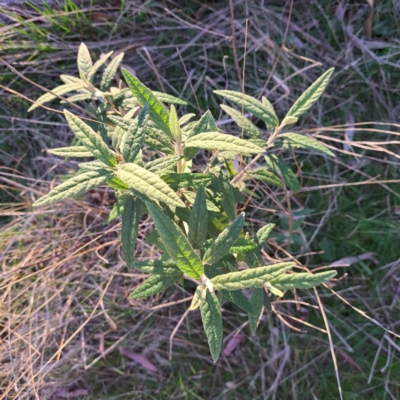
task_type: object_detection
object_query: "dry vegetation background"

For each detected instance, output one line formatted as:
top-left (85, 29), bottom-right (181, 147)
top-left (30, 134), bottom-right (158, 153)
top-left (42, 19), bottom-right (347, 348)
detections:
top-left (0, 1), bottom-right (400, 399)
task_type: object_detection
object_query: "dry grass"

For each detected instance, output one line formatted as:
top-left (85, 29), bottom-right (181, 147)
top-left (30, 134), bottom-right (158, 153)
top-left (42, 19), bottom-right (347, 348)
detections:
top-left (1, 1), bottom-right (400, 399)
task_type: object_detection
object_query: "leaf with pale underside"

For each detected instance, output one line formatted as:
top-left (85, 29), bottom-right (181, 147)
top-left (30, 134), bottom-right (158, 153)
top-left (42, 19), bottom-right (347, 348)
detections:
top-left (214, 90), bottom-right (279, 127)
top-left (210, 262), bottom-right (295, 291)
top-left (144, 122), bottom-right (175, 154)
top-left (188, 185), bottom-right (208, 249)
top-left (146, 156), bottom-right (180, 173)
top-left (121, 196), bottom-right (142, 264)
top-left (280, 133), bottom-right (335, 157)
top-left (249, 287), bottom-right (264, 335)
top-left (64, 110), bottom-right (116, 167)
top-left (116, 163), bottom-right (184, 208)
top-left (220, 104), bottom-right (261, 138)
top-left (185, 132), bottom-right (264, 155)
top-left (48, 146), bottom-right (94, 158)
top-left (265, 154), bottom-right (300, 193)
top-left (122, 69), bottom-right (171, 136)
top-left (153, 91), bottom-right (188, 105)
top-left (203, 213), bottom-right (245, 265)
top-left (87, 51), bottom-right (113, 82)
top-left (189, 284), bottom-right (207, 311)
top-left (146, 202), bottom-right (204, 279)
top-left (100, 52), bottom-right (124, 91)
top-left (169, 104), bottom-right (180, 139)
top-left (129, 273), bottom-right (182, 299)
top-left (77, 43), bottom-right (93, 79)
top-left (200, 289), bottom-right (222, 362)
top-left (286, 68), bottom-right (334, 118)
top-left (33, 169), bottom-right (113, 207)
top-left (270, 270), bottom-right (337, 290)
top-left (255, 223), bottom-right (275, 248)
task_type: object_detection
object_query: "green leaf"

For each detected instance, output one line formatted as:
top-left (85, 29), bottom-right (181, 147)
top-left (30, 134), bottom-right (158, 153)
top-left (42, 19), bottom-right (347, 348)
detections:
top-left (183, 191), bottom-right (220, 213)
top-left (78, 160), bottom-right (114, 172)
top-left (121, 196), bottom-right (142, 264)
top-left (219, 170), bottom-right (236, 221)
top-left (161, 173), bottom-right (213, 190)
top-left (210, 262), bottom-right (294, 291)
top-left (179, 113), bottom-right (196, 126)
top-left (48, 146), bottom-right (94, 158)
top-left (261, 97), bottom-right (279, 126)
top-left (244, 250), bottom-right (262, 269)
top-left (169, 104), bottom-right (180, 139)
top-left (247, 169), bottom-right (283, 188)
top-left (255, 223), bottom-right (275, 248)
top-left (229, 238), bottom-right (257, 253)
top-left (189, 284), bottom-right (207, 311)
top-left (220, 289), bottom-right (255, 316)
top-left (33, 169), bottom-right (113, 207)
top-left (87, 51), bottom-right (113, 82)
top-left (130, 259), bottom-right (180, 275)
top-left (116, 163), bottom-right (184, 208)
top-left (214, 90), bottom-right (279, 127)
top-left (64, 110), bottom-right (116, 167)
top-left (220, 104), bottom-right (261, 138)
top-left (203, 213), bottom-right (245, 265)
top-left (60, 74), bottom-right (83, 84)
top-left (100, 52), bottom-right (124, 91)
top-left (200, 289), bottom-right (222, 362)
top-left (105, 192), bottom-right (129, 224)
top-left (270, 270), bottom-right (337, 290)
top-left (286, 68), bottom-right (334, 118)
top-left (122, 103), bottom-right (149, 163)
top-left (146, 156), bottom-right (180, 173)
top-left (129, 273), bottom-right (182, 299)
top-left (107, 176), bottom-right (128, 191)
top-left (185, 132), bottom-right (264, 155)
top-left (153, 91), bottom-right (188, 105)
top-left (280, 133), bottom-right (335, 157)
top-left (281, 116), bottom-right (298, 127)
top-left (28, 83), bottom-right (87, 112)
top-left (146, 202), bottom-right (204, 279)
top-left (249, 287), bottom-right (264, 335)
top-left (144, 121), bottom-right (175, 154)
top-left (122, 68), bottom-right (171, 136)
top-left (186, 111), bottom-right (213, 139)
top-left (188, 185), bottom-right (208, 249)
top-left (77, 43), bottom-right (93, 79)
top-left (60, 93), bottom-right (94, 104)
top-left (265, 154), bottom-right (300, 193)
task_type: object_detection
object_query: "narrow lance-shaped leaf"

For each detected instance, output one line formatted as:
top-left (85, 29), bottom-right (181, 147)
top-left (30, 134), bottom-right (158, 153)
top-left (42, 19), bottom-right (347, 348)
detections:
top-left (100, 52), bottom-right (124, 91)
top-left (188, 185), bottom-right (208, 249)
top-left (87, 51), bottom-right (113, 82)
top-left (270, 270), bottom-right (337, 290)
top-left (130, 259), bottom-right (180, 275)
top-left (214, 90), bottom-right (279, 127)
top-left (229, 238), bottom-right (257, 253)
top-left (161, 173), bottom-right (213, 189)
top-left (219, 170), bottom-right (236, 221)
top-left (121, 196), bottom-right (142, 264)
top-left (169, 104), bottom-right (180, 139)
top-left (249, 287), bottom-right (264, 335)
top-left (280, 133), bottom-right (335, 157)
top-left (129, 273), bottom-right (182, 299)
top-left (33, 169), bottom-right (113, 207)
top-left (255, 223), bottom-right (275, 248)
top-left (61, 93), bottom-right (94, 104)
top-left (146, 155), bottom-right (180, 173)
top-left (144, 122), bottom-right (175, 154)
top-left (286, 68), bottom-right (334, 118)
top-left (220, 289), bottom-right (256, 316)
top-left (77, 43), bottom-right (93, 79)
top-left (247, 169), bottom-right (283, 188)
top-left (116, 163), bottom-right (184, 208)
top-left (220, 104), bottom-right (261, 139)
top-left (200, 289), bottom-right (223, 362)
top-left (153, 91), bottom-right (188, 105)
top-left (122, 69), bottom-right (171, 136)
top-left (189, 284), bottom-right (207, 311)
top-left (203, 213), bottom-right (245, 265)
top-left (185, 132), bottom-right (264, 155)
top-left (261, 97), bottom-right (278, 126)
top-left (48, 146), bottom-right (93, 157)
top-left (210, 262), bottom-right (295, 291)
top-left (187, 111), bottom-right (213, 139)
top-left (105, 192), bottom-right (129, 224)
top-left (64, 110), bottom-right (116, 167)
top-left (179, 113), bottom-right (196, 126)
top-left (265, 154), bottom-right (300, 193)
top-left (146, 202), bottom-right (204, 279)
top-left (122, 103), bottom-right (149, 163)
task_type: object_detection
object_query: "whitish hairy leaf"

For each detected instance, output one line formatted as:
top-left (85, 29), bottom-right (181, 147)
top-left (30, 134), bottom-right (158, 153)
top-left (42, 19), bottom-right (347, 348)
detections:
top-left (210, 262), bottom-right (295, 291)
top-left (146, 156), bottom-right (180, 173)
top-left (122, 69), bottom-right (171, 136)
top-left (185, 132), bottom-right (264, 155)
top-left (105, 192), bottom-right (129, 224)
top-left (261, 96), bottom-right (278, 126)
top-left (146, 203), bottom-right (204, 278)
top-left (206, 112), bottom-right (218, 131)
top-left (77, 43), bottom-right (93, 79)
top-left (28, 83), bottom-right (87, 112)
top-left (33, 169), bottom-right (113, 207)
top-left (61, 93), bottom-right (94, 104)
top-left (144, 122), bottom-right (175, 154)
top-left (116, 163), bottom-right (184, 208)
top-left (161, 173), bottom-right (213, 190)
top-left (220, 289), bottom-right (255, 316)
top-left (123, 103), bottom-right (149, 163)
top-left (129, 273), bottom-right (182, 299)
top-left (183, 191), bottom-right (220, 213)
top-left (189, 284), bottom-right (207, 311)
top-left (100, 52), bottom-right (124, 91)
top-left (255, 223), bottom-right (275, 248)
top-left (121, 196), bottom-right (142, 264)
top-left (153, 91), bottom-right (188, 105)
top-left (64, 110), bottom-right (116, 167)
top-left (229, 238), bottom-right (257, 253)
top-left (281, 116), bottom-right (298, 127)
top-left (280, 133), bottom-right (335, 157)
top-left (286, 68), bottom-right (334, 118)
top-left (203, 213), bottom-right (245, 265)
top-left (48, 146), bottom-right (93, 158)
top-left (188, 185), bottom-right (208, 249)
top-left (219, 170), bottom-right (236, 221)
top-left (78, 160), bottom-right (113, 173)
top-left (265, 154), bottom-right (300, 193)
top-left (214, 90), bottom-right (279, 127)
top-left (179, 113), bottom-right (196, 126)
top-left (130, 259), bottom-right (180, 275)
top-left (200, 290), bottom-right (223, 362)
top-left (220, 104), bottom-right (261, 139)
top-left (60, 74), bottom-right (83, 84)
top-left (87, 51), bottom-right (113, 82)
top-left (249, 287), bottom-right (264, 335)
top-left (247, 169), bottom-right (283, 188)
top-left (169, 104), bottom-right (180, 139)
top-left (270, 270), bottom-right (337, 290)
